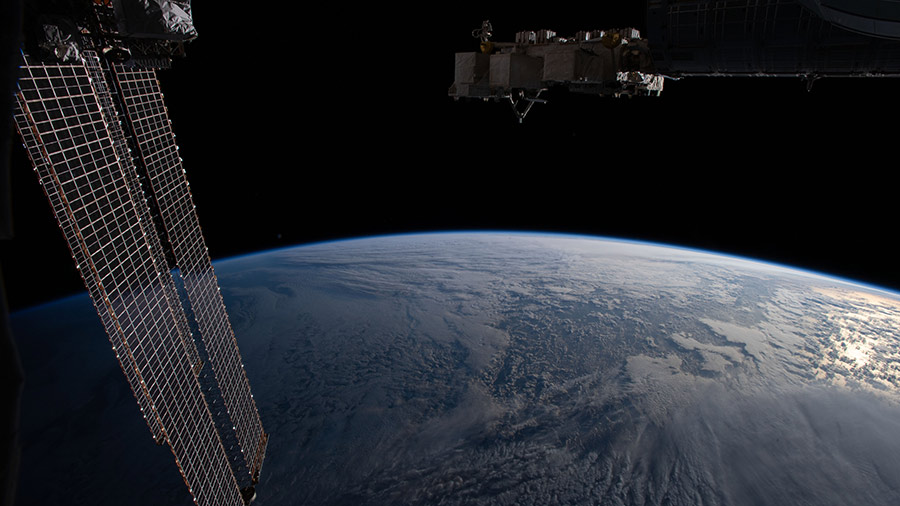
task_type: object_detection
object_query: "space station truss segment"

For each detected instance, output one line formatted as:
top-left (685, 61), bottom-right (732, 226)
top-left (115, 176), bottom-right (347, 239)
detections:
top-left (13, 52), bottom-right (247, 506)
top-left (112, 63), bottom-right (268, 481)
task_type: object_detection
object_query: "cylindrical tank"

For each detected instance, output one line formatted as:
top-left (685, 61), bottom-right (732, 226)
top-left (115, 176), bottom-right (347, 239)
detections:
top-left (798, 0), bottom-right (900, 39)
top-left (646, 0), bottom-right (900, 77)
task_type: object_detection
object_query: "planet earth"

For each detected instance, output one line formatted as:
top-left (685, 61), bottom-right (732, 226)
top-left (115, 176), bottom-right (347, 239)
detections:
top-left (10, 232), bottom-right (900, 505)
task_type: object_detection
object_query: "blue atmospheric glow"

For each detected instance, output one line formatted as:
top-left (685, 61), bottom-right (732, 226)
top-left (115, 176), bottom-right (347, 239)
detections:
top-left (213, 230), bottom-right (900, 297)
top-left (16, 230), bottom-right (899, 315)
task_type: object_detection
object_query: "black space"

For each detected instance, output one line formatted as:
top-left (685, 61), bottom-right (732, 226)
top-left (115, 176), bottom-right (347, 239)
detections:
top-left (2, 5), bottom-right (898, 310)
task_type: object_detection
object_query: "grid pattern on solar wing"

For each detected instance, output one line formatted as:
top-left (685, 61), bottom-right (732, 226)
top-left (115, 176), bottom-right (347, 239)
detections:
top-left (14, 53), bottom-right (246, 506)
top-left (82, 51), bottom-right (202, 375)
top-left (12, 55), bottom-right (166, 444)
top-left (113, 64), bottom-right (267, 480)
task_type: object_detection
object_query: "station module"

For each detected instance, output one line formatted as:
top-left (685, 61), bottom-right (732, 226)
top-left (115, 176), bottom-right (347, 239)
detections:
top-left (451, 0), bottom-right (900, 120)
top-left (11, 1), bottom-right (266, 504)
top-left (449, 21), bottom-right (663, 121)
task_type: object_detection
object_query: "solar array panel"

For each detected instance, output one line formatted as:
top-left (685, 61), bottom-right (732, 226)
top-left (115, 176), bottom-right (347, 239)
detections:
top-left (83, 51), bottom-right (202, 376)
top-left (12, 53), bottom-right (167, 444)
top-left (13, 51), bottom-right (258, 505)
top-left (113, 64), bottom-right (268, 481)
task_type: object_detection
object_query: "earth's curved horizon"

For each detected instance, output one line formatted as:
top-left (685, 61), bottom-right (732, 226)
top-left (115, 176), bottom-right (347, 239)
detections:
top-left (11, 231), bottom-right (900, 505)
